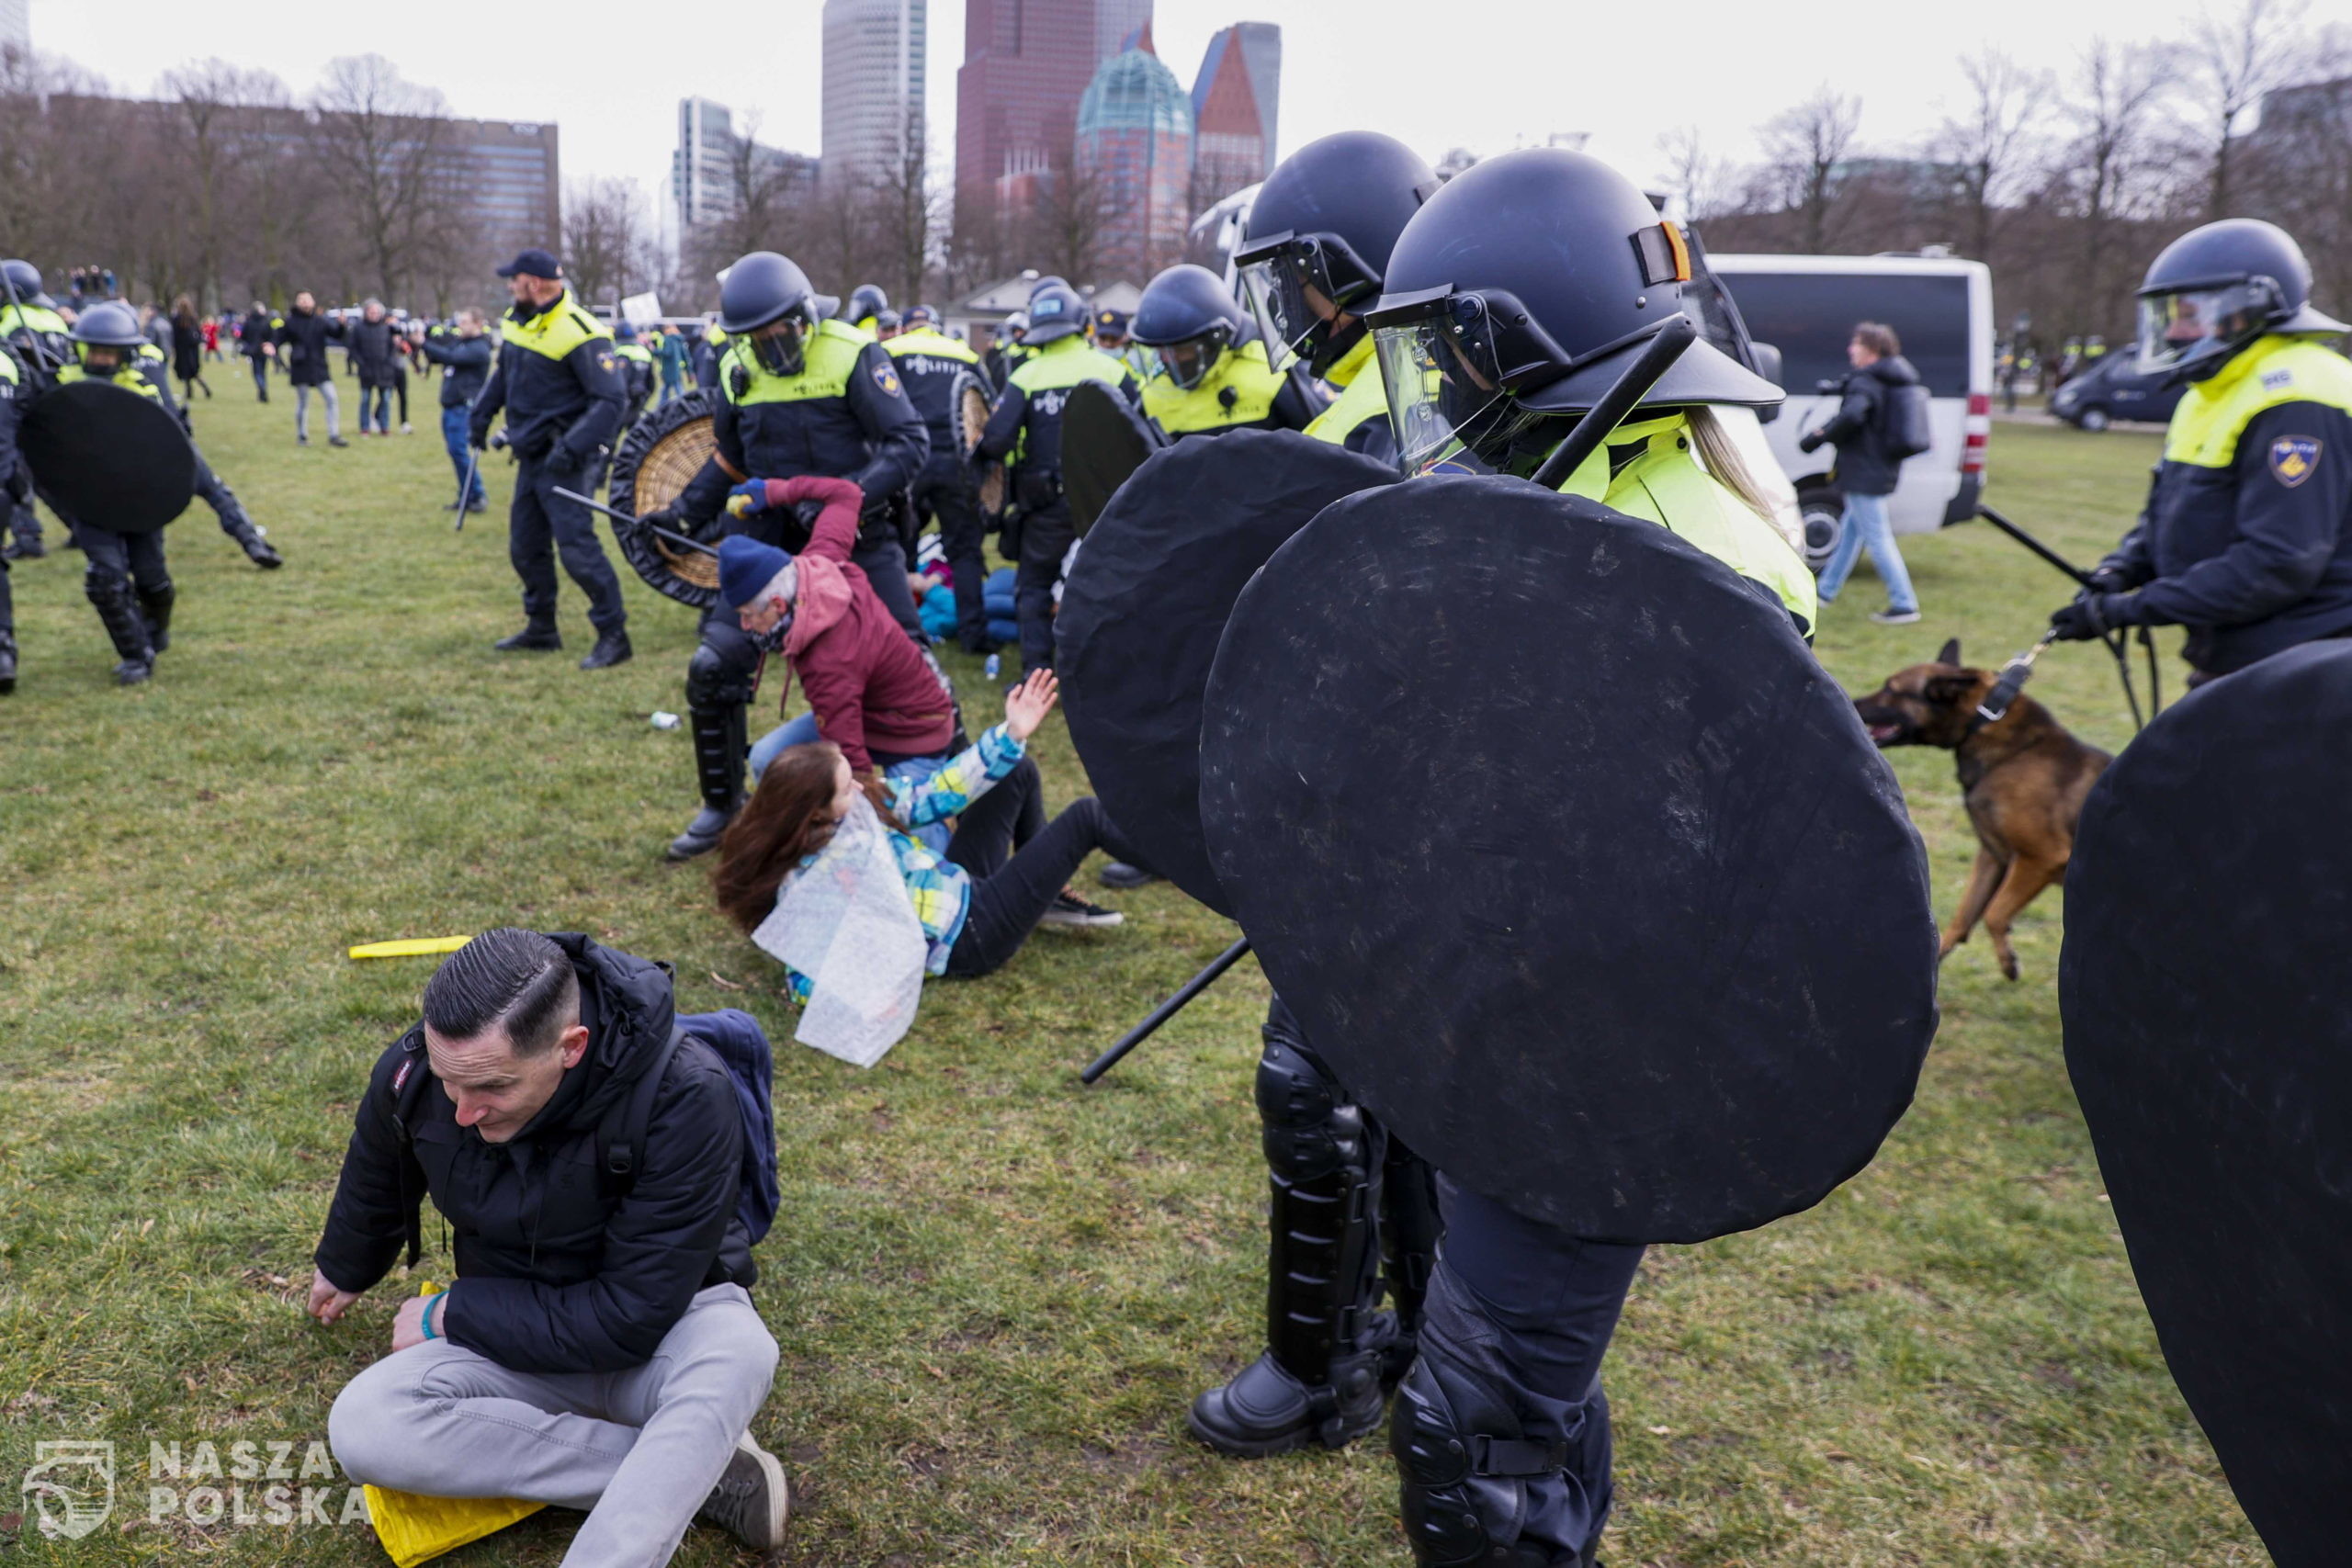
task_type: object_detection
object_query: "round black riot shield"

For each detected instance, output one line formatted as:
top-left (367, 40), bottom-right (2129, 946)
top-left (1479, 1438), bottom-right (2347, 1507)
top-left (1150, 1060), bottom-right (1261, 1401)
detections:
top-left (1061, 378), bottom-right (1163, 536)
top-left (1200, 476), bottom-right (1938, 1243)
top-left (2061, 641), bottom-right (2352, 1568)
top-left (19, 378), bottom-right (198, 532)
top-left (608, 389), bottom-right (725, 609)
top-left (953, 369), bottom-right (1006, 517)
top-left (1059, 430), bottom-right (1398, 915)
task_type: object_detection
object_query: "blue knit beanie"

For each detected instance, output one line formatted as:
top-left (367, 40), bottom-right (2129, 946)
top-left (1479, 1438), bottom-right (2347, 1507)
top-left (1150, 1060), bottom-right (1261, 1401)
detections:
top-left (718, 535), bottom-right (795, 608)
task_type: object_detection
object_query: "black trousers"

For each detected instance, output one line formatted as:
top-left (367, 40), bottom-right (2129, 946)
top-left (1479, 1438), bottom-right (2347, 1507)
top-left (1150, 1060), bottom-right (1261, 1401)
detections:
top-left (79, 525), bottom-right (169, 601)
top-left (944, 766), bottom-right (1139, 977)
top-left (1014, 500), bottom-right (1075, 672)
top-left (914, 457), bottom-right (990, 649)
top-left (509, 454), bottom-right (627, 635)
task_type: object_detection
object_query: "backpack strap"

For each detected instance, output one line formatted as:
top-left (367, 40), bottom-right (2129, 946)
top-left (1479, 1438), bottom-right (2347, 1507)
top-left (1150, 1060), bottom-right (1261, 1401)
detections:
top-left (384, 1028), bottom-right (435, 1269)
top-left (599, 1025), bottom-right (686, 1200)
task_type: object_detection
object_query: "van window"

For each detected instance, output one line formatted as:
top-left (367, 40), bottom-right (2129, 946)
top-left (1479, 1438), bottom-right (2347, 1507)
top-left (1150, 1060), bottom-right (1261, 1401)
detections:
top-left (1717, 272), bottom-right (1972, 398)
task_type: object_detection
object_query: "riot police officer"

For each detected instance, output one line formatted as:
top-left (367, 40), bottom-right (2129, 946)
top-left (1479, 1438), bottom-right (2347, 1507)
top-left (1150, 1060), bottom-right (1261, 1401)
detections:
top-left (1, 258), bottom-right (72, 560)
top-left (122, 330), bottom-right (282, 570)
top-left (50, 301), bottom-right (194, 684)
top-left (840, 284), bottom-right (890, 337)
top-left (0, 342), bottom-right (23, 691)
top-left (1093, 307), bottom-right (1151, 380)
top-left (2050, 219), bottom-right (2352, 686)
top-left (654, 250), bottom-right (930, 860)
top-left (1234, 131), bottom-right (1441, 467)
top-left (611, 321), bottom-right (656, 420)
top-left (1130, 264), bottom-right (1321, 440)
top-left (469, 248), bottom-right (633, 672)
top-left (969, 280), bottom-right (1139, 673)
top-left (887, 303), bottom-right (995, 652)
top-left (1182, 130), bottom-right (1451, 1467)
top-left (1355, 148), bottom-right (1809, 1568)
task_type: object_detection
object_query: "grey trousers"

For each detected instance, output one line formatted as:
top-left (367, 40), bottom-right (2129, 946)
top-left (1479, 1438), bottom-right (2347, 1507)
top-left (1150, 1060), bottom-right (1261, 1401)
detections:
top-left (327, 1284), bottom-right (778, 1568)
top-left (295, 381), bottom-right (340, 440)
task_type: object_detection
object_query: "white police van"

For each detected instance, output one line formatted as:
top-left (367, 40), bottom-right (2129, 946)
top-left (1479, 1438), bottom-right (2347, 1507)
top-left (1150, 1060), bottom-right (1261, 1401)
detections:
top-left (1708, 254), bottom-right (1995, 567)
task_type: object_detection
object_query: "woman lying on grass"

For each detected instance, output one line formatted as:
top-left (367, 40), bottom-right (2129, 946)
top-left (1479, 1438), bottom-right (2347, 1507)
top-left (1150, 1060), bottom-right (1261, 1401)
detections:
top-left (713, 670), bottom-right (1138, 998)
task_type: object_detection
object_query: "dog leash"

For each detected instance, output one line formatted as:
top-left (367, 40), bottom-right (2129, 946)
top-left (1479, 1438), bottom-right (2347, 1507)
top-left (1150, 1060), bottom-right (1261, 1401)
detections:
top-left (1967, 637), bottom-right (2052, 734)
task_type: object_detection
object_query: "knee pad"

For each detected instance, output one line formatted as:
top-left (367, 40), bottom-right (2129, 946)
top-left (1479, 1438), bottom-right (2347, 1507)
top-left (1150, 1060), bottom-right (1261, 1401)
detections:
top-left (1392, 1351), bottom-right (1575, 1568)
top-left (686, 637), bottom-right (759, 709)
top-left (1256, 1033), bottom-right (1362, 1184)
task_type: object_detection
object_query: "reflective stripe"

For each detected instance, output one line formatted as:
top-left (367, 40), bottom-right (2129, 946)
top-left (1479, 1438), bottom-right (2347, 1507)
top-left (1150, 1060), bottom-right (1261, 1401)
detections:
top-left (613, 343), bottom-right (653, 364)
top-left (885, 327), bottom-right (978, 366)
top-left (720, 318), bottom-right (866, 406)
top-left (1143, 338), bottom-right (1284, 434)
top-left (2164, 336), bottom-right (2352, 468)
top-left (1554, 412), bottom-right (1818, 630)
top-left (0, 304), bottom-right (70, 339)
top-left (56, 364), bottom-right (164, 400)
top-left (0, 352), bottom-right (16, 386)
top-left (501, 288), bottom-right (610, 363)
top-left (1307, 336), bottom-right (1386, 446)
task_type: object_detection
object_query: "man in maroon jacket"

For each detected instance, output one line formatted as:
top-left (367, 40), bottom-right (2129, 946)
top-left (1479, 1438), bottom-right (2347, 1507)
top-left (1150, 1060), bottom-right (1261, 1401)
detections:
top-left (715, 474), bottom-right (957, 783)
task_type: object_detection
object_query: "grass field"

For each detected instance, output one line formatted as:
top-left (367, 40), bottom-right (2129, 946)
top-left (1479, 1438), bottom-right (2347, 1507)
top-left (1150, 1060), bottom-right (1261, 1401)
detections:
top-left (0, 384), bottom-right (2261, 1566)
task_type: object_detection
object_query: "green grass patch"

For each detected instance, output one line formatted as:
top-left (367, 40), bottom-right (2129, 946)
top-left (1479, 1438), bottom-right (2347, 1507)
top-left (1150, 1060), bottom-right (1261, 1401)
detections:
top-left (0, 392), bottom-right (2257, 1563)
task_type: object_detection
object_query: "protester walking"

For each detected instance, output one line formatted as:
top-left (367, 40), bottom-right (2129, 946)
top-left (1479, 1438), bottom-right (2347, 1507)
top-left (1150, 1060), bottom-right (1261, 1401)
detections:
top-left (349, 299), bottom-right (403, 436)
top-left (419, 310), bottom-right (492, 513)
top-left (169, 297), bottom-right (210, 402)
top-left (276, 291), bottom-right (348, 446)
top-left (654, 323), bottom-right (689, 404)
top-left (240, 300), bottom-right (278, 401)
top-left (1803, 321), bottom-right (1925, 625)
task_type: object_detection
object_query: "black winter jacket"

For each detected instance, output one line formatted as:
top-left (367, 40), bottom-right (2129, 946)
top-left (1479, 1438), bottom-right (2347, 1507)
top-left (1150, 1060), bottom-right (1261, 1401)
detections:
top-left (274, 308), bottom-right (345, 388)
top-left (419, 330), bottom-right (492, 410)
top-left (312, 935), bottom-right (754, 1374)
top-left (469, 290), bottom-right (626, 469)
top-left (347, 317), bottom-right (402, 389)
top-left (239, 310), bottom-right (277, 362)
top-left (1812, 355), bottom-right (1921, 498)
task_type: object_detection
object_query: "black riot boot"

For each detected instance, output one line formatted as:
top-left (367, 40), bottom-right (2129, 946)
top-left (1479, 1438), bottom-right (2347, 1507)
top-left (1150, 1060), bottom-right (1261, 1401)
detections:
top-left (1189, 1005), bottom-right (1393, 1457)
top-left (1390, 1272), bottom-right (1611, 1568)
top-left (494, 623), bottom-right (562, 652)
top-left (94, 585), bottom-right (155, 685)
top-left (668, 704), bottom-right (748, 860)
top-left (139, 584), bottom-right (175, 655)
top-left (579, 627), bottom-right (633, 671)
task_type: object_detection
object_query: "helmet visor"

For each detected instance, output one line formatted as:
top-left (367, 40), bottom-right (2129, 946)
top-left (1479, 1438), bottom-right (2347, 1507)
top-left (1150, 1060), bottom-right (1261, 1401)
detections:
top-left (744, 318), bottom-right (806, 377)
top-left (2135, 282), bottom-right (2274, 376)
top-left (1159, 327), bottom-right (1230, 390)
top-left (1235, 232), bottom-right (1380, 373)
top-left (1375, 316), bottom-right (1514, 474)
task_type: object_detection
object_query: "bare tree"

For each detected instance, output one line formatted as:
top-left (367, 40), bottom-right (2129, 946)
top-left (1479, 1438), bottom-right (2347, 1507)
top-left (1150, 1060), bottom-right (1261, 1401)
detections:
top-left (311, 54), bottom-right (455, 300)
top-left (1656, 126), bottom-right (1736, 223)
top-left (2064, 39), bottom-right (2177, 331)
top-left (155, 61), bottom-right (294, 309)
top-left (868, 107), bottom-right (942, 306)
top-left (1936, 50), bottom-right (2051, 262)
top-left (1027, 155), bottom-right (1120, 284)
top-left (1760, 87), bottom-right (1863, 252)
top-left (563, 177), bottom-right (651, 307)
top-left (2184, 0), bottom-right (2314, 216)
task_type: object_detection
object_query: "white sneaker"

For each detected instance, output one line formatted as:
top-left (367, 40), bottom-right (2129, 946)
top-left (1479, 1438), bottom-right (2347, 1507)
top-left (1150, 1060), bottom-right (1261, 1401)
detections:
top-left (1870, 608), bottom-right (1922, 626)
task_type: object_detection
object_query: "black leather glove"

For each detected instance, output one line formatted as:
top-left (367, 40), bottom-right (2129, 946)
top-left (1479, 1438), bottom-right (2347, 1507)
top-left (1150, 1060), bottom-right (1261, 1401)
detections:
top-left (641, 504), bottom-right (686, 534)
top-left (2049, 592), bottom-right (2132, 642)
top-left (1796, 430), bottom-right (1825, 454)
top-left (2084, 566), bottom-right (2133, 594)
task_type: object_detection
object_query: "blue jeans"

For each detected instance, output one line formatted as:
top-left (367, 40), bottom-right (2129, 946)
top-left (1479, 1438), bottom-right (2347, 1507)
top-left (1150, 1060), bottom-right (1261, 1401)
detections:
top-left (1815, 489), bottom-right (1917, 613)
top-left (359, 384), bottom-right (392, 434)
top-left (441, 406), bottom-right (485, 504)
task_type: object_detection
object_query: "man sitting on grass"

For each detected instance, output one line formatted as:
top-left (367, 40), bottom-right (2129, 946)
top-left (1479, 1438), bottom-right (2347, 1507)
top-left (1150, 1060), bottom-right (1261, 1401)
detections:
top-left (308, 928), bottom-right (788, 1564)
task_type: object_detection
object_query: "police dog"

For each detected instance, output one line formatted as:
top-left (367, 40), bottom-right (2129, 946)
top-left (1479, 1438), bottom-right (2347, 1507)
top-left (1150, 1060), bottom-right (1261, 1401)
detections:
top-left (1852, 639), bottom-right (2111, 980)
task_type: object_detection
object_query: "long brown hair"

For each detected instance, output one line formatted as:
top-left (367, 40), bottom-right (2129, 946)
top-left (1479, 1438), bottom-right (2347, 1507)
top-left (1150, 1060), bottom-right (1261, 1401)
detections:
top-left (711, 742), bottom-right (903, 932)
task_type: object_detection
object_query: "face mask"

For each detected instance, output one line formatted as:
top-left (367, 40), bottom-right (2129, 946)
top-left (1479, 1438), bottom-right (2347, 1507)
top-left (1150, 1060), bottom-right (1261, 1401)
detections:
top-left (750, 609), bottom-right (794, 654)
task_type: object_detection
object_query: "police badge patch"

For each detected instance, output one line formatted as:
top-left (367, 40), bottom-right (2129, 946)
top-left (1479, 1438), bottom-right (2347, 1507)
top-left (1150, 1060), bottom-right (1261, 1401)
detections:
top-left (873, 363), bottom-right (903, 398)
top-left (2270, 435), bottom-right (2323, 488)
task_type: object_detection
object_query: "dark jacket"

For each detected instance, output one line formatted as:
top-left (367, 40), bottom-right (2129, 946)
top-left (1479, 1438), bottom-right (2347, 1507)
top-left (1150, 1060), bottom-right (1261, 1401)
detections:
top-left (170, 318), bottom-right (203, 381)
top-left (1811, 355), bottom-right (1920, 498)
top-left (312, 935), bottom-right (753, 1375)
top-left (469, 289), bottom-right (626, 470)
top-left (2098, 398), bottom-right (2352, 674)
top-left (239, 310), bottom-right (278, 362)
top-left (347, 316), bottom-right (402, 389)
top-left (675, 327), bottom-right (929, 547)
top-left (883, 326), bottom-right (986, 459)
top-left (275, 309), bottom-right (346, 387)
top-left (420, 329), bottom-right (492, 410)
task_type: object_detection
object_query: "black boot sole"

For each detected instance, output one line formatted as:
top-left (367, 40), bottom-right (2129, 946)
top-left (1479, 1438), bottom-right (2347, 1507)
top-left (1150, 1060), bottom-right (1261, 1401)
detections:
top-left (1184, 1394), bottom-right (1386, 1460)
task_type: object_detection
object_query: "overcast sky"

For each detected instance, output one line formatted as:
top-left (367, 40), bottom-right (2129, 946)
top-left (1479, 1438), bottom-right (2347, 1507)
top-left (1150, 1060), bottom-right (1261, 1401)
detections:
top-left (38, 0), bottom-right (2221, 220)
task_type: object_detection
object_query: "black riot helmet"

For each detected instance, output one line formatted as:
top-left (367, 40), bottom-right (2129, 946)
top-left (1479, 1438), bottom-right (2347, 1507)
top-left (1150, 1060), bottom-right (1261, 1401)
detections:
top-left (841, 283), bottom-right (890, 326)
top-left (72, 299), bottom-right (146, 349)
top-left (1131, 265), bottom-right (1247, 389)
top-left (1028, 275), bottom-right (1069, 302)
top-left (1236, 131), bottom-right (1440, 378)
top-left (2134, 218), bottom-right (2350, 382)
top-left (1023, 280), bottom-right (1088, 344)
top-left (1365, 148), bottom-right (1780, 475)
top-left (2, 258), bottom-right (51, 308)
top-left (718, 251), bottom-right (820, 376)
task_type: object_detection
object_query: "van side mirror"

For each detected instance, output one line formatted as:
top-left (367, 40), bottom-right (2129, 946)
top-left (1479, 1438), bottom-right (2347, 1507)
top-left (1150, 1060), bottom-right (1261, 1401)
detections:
top-left (1747, 341), bottom-right (1783, 423)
